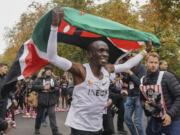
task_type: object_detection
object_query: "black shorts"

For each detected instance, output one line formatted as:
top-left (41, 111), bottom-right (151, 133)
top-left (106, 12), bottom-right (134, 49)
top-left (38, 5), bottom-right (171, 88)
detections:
top-left (71, 128), bottom-right (102, 135)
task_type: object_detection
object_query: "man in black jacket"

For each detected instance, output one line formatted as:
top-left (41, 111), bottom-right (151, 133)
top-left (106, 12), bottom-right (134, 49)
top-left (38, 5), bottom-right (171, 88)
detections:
top-left (140, 52), bottom-right (180, 135)
top-left (33, 66), bottom-right (62, 135)
top-left (0, 63), bottom-right (9, 133)
top-left (0, 63), bottom-right (18, 134)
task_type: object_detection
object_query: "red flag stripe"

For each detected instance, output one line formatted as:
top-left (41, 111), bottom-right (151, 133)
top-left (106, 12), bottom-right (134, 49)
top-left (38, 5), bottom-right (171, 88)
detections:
top-left (58, 18), bottom-right (76, 35)
top-left (58, 19), bottom-right (101, 38)
top-left (108, 38), bottom-right (141, 51)
top-left (22, 42), bottom-right (48, 77)
top-left (80, 31), bottom-right (101, 38)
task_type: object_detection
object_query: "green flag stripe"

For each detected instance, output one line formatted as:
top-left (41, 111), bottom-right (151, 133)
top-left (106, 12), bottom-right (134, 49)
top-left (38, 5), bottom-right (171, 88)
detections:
top-left (32, 10), bottom-right (52, 52)
top-left (63, 7), bottom-right (160, 46)
top-left (32, 7), bottom-right (160, 53)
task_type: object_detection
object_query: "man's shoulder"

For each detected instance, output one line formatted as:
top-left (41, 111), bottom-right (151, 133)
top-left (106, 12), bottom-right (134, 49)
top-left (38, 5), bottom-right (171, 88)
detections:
top-left (136, 63), bottom-right (146, 74)
top-left (166, 71), bottom-right (180, 81)
top-left (163, 71), bottom-right (175, 79)
top-left (70, 62), bottom-right (85, 74)
top-left (161, 71), bottom-right (180, 86)
top-left (139, 63), bottom-right (145, 67)
top-left (34, 77), bottom-right (43, 83)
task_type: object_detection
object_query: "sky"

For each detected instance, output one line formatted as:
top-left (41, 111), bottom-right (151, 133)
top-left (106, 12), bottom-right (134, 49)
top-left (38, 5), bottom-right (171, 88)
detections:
top-left (0, 0), bottom-right (50, 54)
top-left (0, 0), bottom-right (148, 55)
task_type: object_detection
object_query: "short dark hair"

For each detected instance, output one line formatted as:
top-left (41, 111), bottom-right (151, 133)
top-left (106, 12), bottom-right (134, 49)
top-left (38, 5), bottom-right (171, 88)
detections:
top-left (86, 40), bottom-right (107, 51)
top-left (0, 63), bottom-right (8, 68)
top-left (86, 41), bottom-right (97, 52)
top-left (146, 52), bottom-right (160, 61)
top-left (44, 65), bottom-right (53, 71)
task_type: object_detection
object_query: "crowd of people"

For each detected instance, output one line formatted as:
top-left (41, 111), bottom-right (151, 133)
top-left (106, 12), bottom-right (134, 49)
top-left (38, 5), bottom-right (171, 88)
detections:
top-left (0, 64), bottom-right (73, 135)
top-left (0, 8), bottom-right (180, 135)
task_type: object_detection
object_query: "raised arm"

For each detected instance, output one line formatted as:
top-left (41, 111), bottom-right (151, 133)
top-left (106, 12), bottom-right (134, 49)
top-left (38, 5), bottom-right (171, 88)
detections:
top-left (47, 25), bottom-right (72, 71)
top-left (114, 51), bottom-right (146, 73)
top-left (105, 51), bottom-right (147, 73)
top-left (46, 7), bottom-right (71, 71)
top-left (46, 7), bottom-right (86, 84)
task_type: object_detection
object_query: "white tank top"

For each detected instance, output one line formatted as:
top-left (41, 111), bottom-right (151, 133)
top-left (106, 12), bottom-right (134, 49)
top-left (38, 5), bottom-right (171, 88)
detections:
top-left (65, 63), bottom-right (110, 131)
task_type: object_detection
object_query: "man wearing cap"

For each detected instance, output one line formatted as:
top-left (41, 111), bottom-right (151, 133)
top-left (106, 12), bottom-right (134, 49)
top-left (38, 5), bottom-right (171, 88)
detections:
top-left (32, 66), bottom-right (62, 135)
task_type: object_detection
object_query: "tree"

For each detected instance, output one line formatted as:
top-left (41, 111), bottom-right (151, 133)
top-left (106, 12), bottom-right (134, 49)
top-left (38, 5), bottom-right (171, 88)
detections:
top-left (139, 0), bottom-right (180, 75)
top-left (92, 0), bottom-right (140, 28)
top-left (53, 0), bottom-right (94, 9)
top-left (2, 0), bottom-right (179, 76)
top-left (1, 1), bottom-right (89, 74)
top-left (1, 2), bottom-right (50, 65)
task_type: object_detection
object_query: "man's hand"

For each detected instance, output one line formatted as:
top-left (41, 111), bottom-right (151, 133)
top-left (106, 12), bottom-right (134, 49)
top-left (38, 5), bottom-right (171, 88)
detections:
top-left (52, 7), bottom-right (64, 26)
top-left (138, 40), bottom-right (153, 56)
top-left (12, 99), bottom-right (18, 107)
top-left (144, 101), bottom-right (151, 109)
top-left (126, 70), bottom-right (133, 75)
top-left (44, 83), bottom-right (51, 91)
top-left (162, 114), bottom-right (172, 126)
top-left (146, 40), bottom-right (153, 53)
top-left (105, 99), bottom-right (112, 108)
top-left (121, 90), bottom-right (128, 97)
top-left (37, 69), bottom-right (45, 78)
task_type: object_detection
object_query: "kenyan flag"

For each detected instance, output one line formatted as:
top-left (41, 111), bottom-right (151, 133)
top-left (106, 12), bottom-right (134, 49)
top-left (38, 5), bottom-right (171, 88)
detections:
top-left (3, 7), bottom-right (160, 88)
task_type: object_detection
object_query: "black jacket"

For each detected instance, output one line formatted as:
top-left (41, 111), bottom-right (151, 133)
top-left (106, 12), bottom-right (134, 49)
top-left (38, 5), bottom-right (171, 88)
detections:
top-left (0, 75), bottom-right (7, 121)
top-left (127, 64), bottom-right (146, 97)
top-left (142, 70), bottom-right (180, 120)
top-left (32, 76), bottom-right (59, 107)
top-left (0, 74), bottom-right (16, 100)
top-left (0, 75), bottom-right (6, 99)
top-left (0, 75), bottom-right (15, 132)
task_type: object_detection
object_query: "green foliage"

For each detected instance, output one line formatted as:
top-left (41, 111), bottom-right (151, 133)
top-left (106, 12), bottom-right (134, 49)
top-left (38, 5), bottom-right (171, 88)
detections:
top-left (92, 0), bottom-right (140, 28)
top-left (58, 43), bottom-right (87, 63)
top-left (139, 0), bottom-right (180, 76)
top-left (50, 0), bottom-right (91, 74)
top-left (1, 2), bottom-right (50, 65)
top-left (1, 0), bottom-right (180, 76)
top-left (52, 0), bottom-right (94, 10)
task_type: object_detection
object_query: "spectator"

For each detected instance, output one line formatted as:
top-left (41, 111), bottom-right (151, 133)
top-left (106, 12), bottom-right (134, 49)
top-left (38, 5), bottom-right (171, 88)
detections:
top-left (124, 62), bottom-right (146, 135)
top-left (159, 60), bottom-right (168, 71)
top-left (140, 52), bottom-right (180, 135)
top-left (60, 74), bottom-right (69, 111)
top-left (32, 66), bottom-right (62, 135)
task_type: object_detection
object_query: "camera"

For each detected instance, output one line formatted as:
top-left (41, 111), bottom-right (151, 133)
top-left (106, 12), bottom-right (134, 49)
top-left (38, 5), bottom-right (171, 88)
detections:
top-left (144, 89), bottom-right (162, 116)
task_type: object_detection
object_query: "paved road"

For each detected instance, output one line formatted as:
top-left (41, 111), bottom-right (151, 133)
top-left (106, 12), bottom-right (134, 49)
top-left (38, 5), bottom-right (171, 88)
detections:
top-left (8, 112), bottom-right (70, 135)
top-left (7, 111), bottom-right (142, 135)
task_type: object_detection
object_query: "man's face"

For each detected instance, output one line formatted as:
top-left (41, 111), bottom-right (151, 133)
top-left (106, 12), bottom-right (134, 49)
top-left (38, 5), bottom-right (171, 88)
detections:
top-left (160, 61), bottom-right (168, 71)
top-left (1, 65), bottom-right (8, 75)
top-left (89, 41), bottom-right (109, 66)
top-left (147, 56), bottom-right (159, 72)
top-left (25, 77), bottom-right (30, 82)
top-left (45, 69), bottom-right (52, 77)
